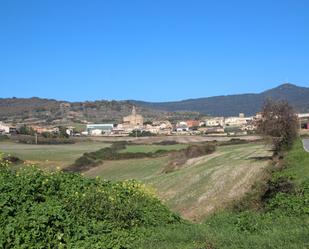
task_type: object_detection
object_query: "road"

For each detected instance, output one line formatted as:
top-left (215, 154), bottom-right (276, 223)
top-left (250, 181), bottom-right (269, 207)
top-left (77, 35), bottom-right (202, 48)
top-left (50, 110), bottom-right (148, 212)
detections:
top-left (303, 139), bottom-right (309, 152)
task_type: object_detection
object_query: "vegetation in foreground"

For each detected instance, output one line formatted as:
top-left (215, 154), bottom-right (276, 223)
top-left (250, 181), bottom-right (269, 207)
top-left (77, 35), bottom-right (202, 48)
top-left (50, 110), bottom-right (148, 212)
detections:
top-left (0, 138), bottom-right (309, 248)
top-left (0, 158), bottom-right (181, 249)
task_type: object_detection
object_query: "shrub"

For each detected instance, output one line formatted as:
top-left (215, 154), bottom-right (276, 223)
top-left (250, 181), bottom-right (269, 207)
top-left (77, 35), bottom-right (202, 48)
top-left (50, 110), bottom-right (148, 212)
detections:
top-left (110, 141), bottom-right (128, 150)
top-left (11, 134), bottom-right (75, 144)
top-left (68, 144), bottom-right (172, 172)
top-left (129, 130), bottom-right (156, 137)
top-left (3, 155), bottom-right (23, 164)
top-left (219, 138), bottom-right (248, 146)
top-left (154, 140), bottom-right (179, 145)
top-left (0, 163), bottom-right (181, 248)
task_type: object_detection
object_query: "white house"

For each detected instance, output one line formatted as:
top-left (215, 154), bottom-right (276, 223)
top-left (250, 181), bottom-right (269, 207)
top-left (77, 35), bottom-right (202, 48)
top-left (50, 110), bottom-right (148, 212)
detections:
top-left (205, 117), bottom-right (224, 127)
top-left (90, 129), bottom-right (103, 136)
top-left (0, 122), bottom-right (10, 134)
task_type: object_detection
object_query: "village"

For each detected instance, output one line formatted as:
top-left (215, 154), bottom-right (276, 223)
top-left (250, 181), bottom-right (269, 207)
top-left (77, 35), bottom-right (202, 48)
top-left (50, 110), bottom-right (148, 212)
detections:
top-left (1, 105), bottom-right (309, 138)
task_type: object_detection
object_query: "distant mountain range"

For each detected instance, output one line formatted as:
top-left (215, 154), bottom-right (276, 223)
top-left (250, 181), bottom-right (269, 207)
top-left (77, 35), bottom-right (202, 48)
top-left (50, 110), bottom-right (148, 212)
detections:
top-left (131, 83), bottom-right (309, 116)
top-left (1, 83), bottom-right (309, 125)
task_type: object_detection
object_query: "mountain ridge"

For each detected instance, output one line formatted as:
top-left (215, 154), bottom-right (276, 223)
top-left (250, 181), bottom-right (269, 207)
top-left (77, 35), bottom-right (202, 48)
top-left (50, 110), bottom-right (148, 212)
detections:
top-left (131, 83), bottom-right (309, 116)
top-left (1, 83), bottom-right (309, 124)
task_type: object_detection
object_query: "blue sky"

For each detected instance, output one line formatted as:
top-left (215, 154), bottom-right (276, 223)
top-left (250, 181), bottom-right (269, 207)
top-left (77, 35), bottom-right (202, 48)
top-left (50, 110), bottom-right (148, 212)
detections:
top-left (1, 0), bottom-right (309, 102)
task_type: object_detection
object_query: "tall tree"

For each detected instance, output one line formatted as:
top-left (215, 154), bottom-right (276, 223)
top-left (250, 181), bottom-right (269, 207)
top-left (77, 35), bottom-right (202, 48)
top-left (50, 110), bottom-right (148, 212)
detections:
top-left (257, 99), bottom-right (299, 154)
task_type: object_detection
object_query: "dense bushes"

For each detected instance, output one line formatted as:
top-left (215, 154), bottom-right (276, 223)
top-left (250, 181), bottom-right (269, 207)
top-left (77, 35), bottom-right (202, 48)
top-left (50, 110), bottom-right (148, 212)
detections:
top-left (218, 138), bottom-right (249, 146)
top-left (0, 161), bottom-right (181, 248)
top-left (154, 140), bottom-right (179, 145)
top-left (3, 155), bottom-right (23, 164)
top-left (11, 134), bottom-right (75, 144)
top-left (262, 140), bottom-right (309, 216)
top-left (128, 130), bottom-right (156, 137)
top-left (70, 142), bottom-right (216, 173)
top-left (67, 142), bottom-right (172, 172)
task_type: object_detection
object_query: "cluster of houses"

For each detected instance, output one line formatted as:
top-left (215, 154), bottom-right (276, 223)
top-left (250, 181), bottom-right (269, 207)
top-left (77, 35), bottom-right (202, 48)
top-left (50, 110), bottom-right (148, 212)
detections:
top-left (82, 106), bottom-right (174, 136)
top-left (2, 107), bottom-right (309, 137)
top-left (82, 107), bottom-right (260, 137)
top-left (0, 122), bottom-right (74, 137)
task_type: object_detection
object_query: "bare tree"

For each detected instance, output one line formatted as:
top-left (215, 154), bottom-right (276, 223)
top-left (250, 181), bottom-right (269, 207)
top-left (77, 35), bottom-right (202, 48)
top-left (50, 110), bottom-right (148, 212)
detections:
top-left (257, 99), bottom-right (299, 154)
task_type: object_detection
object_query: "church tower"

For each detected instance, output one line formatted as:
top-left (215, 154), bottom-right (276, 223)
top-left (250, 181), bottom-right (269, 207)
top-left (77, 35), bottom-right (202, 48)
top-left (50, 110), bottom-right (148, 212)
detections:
top-left (132, 106), bottom-right (136, 116)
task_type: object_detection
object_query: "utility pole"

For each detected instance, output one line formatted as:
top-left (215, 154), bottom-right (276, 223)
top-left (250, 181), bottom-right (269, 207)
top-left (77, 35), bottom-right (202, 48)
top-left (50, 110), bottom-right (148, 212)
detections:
top-left (35, 133), bottom-right (38, 145)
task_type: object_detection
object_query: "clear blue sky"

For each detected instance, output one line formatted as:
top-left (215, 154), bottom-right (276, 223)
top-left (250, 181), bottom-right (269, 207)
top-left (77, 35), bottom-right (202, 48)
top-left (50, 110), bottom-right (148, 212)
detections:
top-left (1, 0), bottom-right (309, 102)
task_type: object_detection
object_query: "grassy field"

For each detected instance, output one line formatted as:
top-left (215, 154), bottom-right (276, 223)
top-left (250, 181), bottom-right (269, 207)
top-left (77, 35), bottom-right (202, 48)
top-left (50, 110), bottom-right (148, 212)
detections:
top-left (85, 157), bottom-right (170, 180)
top-left (136, 139), bottom-right (309, 249)
top-left (0, 140), bottom-right (271, 220)
top-left (85, 142), bottom-right (271, 220)
top-left (0, 141), bottom-right (110, 169)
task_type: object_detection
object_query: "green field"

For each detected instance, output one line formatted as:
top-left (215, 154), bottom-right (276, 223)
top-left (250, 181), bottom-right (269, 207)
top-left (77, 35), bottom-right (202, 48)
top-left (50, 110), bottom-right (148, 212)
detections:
top-left (0, 140), bottom-right (271, 220)
top-left (85, 142), bottom-right (271, 220)
top-left (0, 141), bottom-right (110, 169)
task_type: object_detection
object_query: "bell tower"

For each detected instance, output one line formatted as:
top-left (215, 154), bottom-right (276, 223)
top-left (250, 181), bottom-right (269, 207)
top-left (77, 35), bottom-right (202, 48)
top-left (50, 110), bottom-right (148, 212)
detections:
top-left (132, 106), bottom-right (136, 116)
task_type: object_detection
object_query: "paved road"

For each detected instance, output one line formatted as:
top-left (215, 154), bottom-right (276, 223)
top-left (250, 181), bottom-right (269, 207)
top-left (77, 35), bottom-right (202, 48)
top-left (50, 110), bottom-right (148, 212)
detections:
top-left (303, 139), bottom-right (309, 152)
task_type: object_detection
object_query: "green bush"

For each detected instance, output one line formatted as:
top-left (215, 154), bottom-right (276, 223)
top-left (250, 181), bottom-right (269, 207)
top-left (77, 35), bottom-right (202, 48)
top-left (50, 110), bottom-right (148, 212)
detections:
top-left (68, 144), bottom-right (172, 172)
top-left (11, 134), bottom-right (75, 144)
top-left (219, 138), bottom-right (249, 146)
top-left (129, 130), bottom-right (156, 137)
top-left (0, 162), bottom-right (181, 248)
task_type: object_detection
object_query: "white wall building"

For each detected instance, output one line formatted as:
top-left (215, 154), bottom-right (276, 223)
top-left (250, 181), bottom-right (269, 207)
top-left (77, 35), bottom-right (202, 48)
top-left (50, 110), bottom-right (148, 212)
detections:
top-left (90, 129), bottom-right (103, 136)
top-left (0, 122), bottom-right (10, 134)
top-left (86, 124), bottom-right (114, 135)
top-left (205, 117), bottom-right (224, 127)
